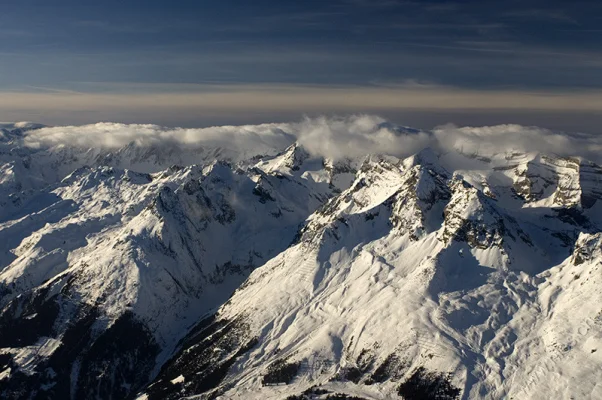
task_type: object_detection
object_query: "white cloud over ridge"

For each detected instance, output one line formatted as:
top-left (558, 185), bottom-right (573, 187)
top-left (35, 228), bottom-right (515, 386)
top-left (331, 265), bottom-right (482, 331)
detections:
top-left (23, 121), bottom-right (296, 155)
top-left (433, 123), bottom-right (602, 163)
top-left (293, 115), bottom-right (431, 160)
top-left (16, 115), bottom-right (602, 163)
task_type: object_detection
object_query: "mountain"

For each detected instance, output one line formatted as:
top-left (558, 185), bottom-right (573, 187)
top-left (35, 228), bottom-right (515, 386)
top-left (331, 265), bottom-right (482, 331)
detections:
top-left (1, 121), bottom-right (601, 400)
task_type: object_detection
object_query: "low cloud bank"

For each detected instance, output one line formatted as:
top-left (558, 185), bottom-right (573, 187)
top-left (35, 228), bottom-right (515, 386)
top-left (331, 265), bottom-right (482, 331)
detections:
top-left (15, 115), bottom-right (602, 163)
top-left (22, 121), bottom-right (296, 159)
top-left (293, 115), bottom-right (431, 160)
top-left (20, 115), bottom-right (432, 161)
top-left (433, 124), bottom-right (602, 162)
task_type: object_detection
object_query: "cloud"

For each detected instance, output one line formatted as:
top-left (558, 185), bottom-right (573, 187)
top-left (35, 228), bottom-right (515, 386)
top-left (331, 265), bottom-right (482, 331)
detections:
top-left (294, 117), bottom-right (602, 163)
top-left (293, 115), bottom-right (431, 160)
top-left (17, 115), bottom-right (602, 165)
top-left (503, 9), bottom-right (577, 24)
top-left (20, 115), bottom-right (431, 161)
top-left (433, 124), bottom-right (602, 163)
top-left (22, 122), bottom-right (296, 157)
top-left (73, 20), bottom-right (164, 34)
top-left (0, 121), bottom-right (45, 130)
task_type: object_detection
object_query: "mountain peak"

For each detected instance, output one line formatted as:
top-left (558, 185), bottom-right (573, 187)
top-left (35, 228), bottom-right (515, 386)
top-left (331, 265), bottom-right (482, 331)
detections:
top-left (256, 142), bottom-right (311, 175)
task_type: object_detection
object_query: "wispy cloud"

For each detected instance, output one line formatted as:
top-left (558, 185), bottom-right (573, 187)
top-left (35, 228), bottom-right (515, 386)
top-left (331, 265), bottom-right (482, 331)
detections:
top-left (389, 22), bottom-right (506, 31)
top-left (24, 86), bottom-right (83, 94)
top-left (73, 20), bottom-right (167, 34)
top-left (343, 0), bottom-right (415, 8)
top-left (398, 41), bottom-right (602, 66)
top-left (503, 9), bottom-right (578, 24)
top-left (424, 3), bottom-right (459, 12)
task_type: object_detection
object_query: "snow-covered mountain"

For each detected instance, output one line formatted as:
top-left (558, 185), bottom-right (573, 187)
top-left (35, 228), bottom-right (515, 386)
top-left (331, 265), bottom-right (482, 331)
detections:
top-left (1, 119), bottom-right (601, 400)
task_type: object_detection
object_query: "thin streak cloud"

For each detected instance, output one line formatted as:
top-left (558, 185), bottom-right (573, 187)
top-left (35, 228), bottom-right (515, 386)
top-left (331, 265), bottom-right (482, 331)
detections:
top-left (1, 84), bottom-right (601, 114)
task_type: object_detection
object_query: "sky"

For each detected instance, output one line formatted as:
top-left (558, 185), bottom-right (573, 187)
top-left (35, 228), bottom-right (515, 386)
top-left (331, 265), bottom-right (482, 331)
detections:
top-left (1, 0), bottom-right (602, 130)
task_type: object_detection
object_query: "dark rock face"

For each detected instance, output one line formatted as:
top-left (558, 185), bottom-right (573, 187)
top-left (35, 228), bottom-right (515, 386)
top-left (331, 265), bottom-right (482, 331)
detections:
top-left (281, 143), bottom-right (310, 172)
top-left (440, 179), bottom-right (533, 250)
top-left (287, 389), bottom-right (369, 400)
top-left (368, 353), bottom-right (408, 384)
top-left (571, 233), bottom-right (602, 266)
top-left (331, 345), bottom-right (411, 390)
top-left (552, 207), bottom-right (591, 229)
top-left (509, 155), bottom-right (602, 209)
top-left (144, 315), bottom-right (257, 400)
top-left (253, 185), bottom-right (276, 203)
top-left (262, 358), bottom-right (301, 385)
top-left (74, 312), bottom-right (159, 400)
top-left (397, 367), bottom-right (461, 400)
top-left (389, 163), bottom-right (450, 238)
top-left (0, 285), bottom-right (60, 349)
top-left (334, 348), bottom-right (378, 384)
top-left (512, 160), bottom-right (556, 202)
top-left (0, 283), bottom-right (159, 400)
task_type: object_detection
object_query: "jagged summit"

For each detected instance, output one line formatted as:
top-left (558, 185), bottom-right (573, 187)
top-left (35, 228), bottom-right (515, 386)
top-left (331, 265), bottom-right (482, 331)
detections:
top-left (0, 122), bottom-right (601, 399)
top-left (268, 142), bottom-right (311, 173)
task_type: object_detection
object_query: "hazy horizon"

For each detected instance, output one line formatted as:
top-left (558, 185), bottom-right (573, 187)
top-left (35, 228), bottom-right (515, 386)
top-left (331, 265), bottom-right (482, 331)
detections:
top-left (2, 0), bottom-right (601, 132)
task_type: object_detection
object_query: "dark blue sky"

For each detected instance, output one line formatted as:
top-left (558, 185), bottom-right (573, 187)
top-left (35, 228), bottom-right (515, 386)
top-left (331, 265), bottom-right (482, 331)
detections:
top-left (1, 0), bottom-right (602, 128)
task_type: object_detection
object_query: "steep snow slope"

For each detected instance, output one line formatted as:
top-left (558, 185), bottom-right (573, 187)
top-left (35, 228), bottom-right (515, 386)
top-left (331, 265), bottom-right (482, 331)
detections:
top-left (140, 150), bottom-right (602, 400)
top-left (0, 138), bottom-right (343, 399)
